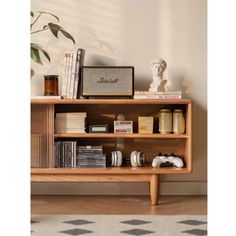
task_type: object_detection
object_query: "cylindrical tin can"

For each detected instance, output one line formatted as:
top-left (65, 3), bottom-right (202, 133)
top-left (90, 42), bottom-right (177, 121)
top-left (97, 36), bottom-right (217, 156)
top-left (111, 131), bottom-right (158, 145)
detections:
top-left (159, 109), bottom-right (172, 134)
top-left (173, 109), bottom-right (185, 134)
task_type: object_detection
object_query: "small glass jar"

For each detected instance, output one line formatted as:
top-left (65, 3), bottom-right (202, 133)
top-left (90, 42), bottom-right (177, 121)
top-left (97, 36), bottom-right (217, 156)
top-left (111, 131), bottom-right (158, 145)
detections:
top-left (173, 109), bottom-right (185, 134)
top-left (44, 75), bottom-right (59, 96)
top-left (159, 109), bottom-right (172, 134)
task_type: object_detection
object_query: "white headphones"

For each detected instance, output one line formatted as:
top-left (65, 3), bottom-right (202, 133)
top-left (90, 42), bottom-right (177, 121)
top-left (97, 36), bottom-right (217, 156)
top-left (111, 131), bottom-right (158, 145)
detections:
top-left (111, 151), bottom-right (123, 167)
top-left (130, 150), bottom-right (145, 167)
top-left (111, 150), bottom-right (145, 167)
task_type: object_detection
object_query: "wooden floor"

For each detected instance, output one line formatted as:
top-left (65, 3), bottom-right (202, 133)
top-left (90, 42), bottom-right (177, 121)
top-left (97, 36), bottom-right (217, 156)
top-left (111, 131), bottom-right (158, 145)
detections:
top-left (31, 195), bottom-right (207, 215)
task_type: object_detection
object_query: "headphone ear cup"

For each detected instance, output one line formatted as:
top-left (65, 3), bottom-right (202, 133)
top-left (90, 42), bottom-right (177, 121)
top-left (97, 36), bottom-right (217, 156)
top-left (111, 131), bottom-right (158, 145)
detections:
top-left (130, 151), bottom-right (137, 167)
top-left (116, 151), bottom-right (122, 167)
top-left (137, 151), bottom-right (141, 166)
top-left (111, 152), bottom-right (114, 166)
top-left (137, 151), bottom-right (145, 166)
top-left (111, 152), bottom-right (116, 166)
top-left (115, 151), bottom-right (118, 166)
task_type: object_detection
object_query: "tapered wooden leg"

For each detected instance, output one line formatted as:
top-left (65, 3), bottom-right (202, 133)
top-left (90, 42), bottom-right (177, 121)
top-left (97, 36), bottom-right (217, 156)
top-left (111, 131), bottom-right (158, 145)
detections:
top-left (150, 174), bottom-right (159, 205)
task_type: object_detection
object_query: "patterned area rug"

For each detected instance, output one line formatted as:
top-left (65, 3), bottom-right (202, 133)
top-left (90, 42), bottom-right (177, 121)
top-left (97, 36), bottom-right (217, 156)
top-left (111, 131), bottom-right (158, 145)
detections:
top-left (31, 215), bottom-right (207, 236)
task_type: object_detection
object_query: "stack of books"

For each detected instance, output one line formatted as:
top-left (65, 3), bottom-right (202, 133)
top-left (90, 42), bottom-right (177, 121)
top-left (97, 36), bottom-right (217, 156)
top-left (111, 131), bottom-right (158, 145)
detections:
top-left (61, 48), bottom-right (85, 99)
top-left (76, 146), bottom-right (106, 168)
top-left (55, 112), bottom-right (86, 133)
top-left (134, 90), bottom-right (182, 99)
top-left (54, 141), bottom-right (77, 167)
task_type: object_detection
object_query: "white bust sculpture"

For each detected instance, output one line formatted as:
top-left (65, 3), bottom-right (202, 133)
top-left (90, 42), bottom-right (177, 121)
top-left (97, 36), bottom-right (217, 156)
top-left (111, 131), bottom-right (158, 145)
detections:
top-left (149, 58), bottom-right (167, 92)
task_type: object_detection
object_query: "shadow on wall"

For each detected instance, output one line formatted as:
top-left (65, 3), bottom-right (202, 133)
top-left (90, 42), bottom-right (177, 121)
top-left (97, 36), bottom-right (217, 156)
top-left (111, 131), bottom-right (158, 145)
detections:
top-left (86, 54), bottom-right (117, 66)
top-left (167, 67), bottom-right (191, 93)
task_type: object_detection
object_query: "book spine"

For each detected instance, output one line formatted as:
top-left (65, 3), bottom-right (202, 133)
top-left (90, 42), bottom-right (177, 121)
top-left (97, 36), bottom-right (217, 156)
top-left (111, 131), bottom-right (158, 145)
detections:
top-left (66, 53), bottom-right (73, 98)
top-left (134, 94), bottom-right (182, 99)
top-left (73, 49), bottom-right (85, 99)
top-left (135, 91), bottom-right (182, 95)
top-left (68, 52), bottom-right (77, 99)
top-left (61, 53), bottom-right (68, 97)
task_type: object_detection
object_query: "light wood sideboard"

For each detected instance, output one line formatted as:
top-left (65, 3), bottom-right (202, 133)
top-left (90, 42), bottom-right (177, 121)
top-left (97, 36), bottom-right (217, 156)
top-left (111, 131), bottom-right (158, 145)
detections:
top-left (31, 99), bottom-right (192, 205)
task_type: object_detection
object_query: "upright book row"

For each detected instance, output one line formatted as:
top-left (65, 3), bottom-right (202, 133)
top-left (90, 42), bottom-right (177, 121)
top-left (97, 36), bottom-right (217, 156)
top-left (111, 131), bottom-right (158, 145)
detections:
top-left (61, 49), bottom-right (85, 99)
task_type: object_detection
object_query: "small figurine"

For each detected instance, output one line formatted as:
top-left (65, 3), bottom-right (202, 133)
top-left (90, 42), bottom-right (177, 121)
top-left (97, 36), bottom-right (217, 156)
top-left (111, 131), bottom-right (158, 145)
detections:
top-left (149, 58), bottom-right (167, 92)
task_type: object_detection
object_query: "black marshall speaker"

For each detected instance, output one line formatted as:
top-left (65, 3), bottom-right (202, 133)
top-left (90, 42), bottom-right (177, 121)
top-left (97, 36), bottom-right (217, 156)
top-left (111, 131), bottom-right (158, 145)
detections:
top-left (81, 66), bottom-right (134, 98)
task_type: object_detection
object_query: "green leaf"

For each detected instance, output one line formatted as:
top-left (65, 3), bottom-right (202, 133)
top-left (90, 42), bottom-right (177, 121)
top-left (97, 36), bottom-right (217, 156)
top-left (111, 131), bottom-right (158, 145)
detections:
top-left (59, 28), bottom-right (75, 44)
top-left (48, 23), bottom-right (75, 44)
top-left (48, 22), bottom-right (60, 38)
top-left (43, 25), bottom-right (49, 29)
top-left (31, 11), bottom-right (34, 17)
top-left (36, 11), bottom-right (59, 22)
top-left (31, 43), bottom-right (50, 63)
top-left (31, 47), bottom-right (42, 64)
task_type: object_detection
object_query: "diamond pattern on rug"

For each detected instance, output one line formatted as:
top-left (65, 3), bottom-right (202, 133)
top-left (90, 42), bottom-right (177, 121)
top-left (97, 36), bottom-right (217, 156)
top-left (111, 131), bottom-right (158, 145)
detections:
top-left (60, 228), bottom-right (93, 235)
top-left (63, 219), bottom-right (94, 225)
top-left (121, 228), bottom-right (155, 235)
top-left (182, 229), bottom-right (207, 236)
top-left (178, 220), bottom-right (207, 226)
top-left (121, 219), bottom-right (151, 225)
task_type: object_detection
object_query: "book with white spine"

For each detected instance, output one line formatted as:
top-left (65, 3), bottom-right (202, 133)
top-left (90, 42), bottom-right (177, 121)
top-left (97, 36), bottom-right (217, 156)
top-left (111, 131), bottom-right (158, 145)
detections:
top-left (66, 53), bottom-right (73, 98)
top-left (61, 53), bottom-right (69, 98)
top-left (68, 52), bottom-right (77, 99)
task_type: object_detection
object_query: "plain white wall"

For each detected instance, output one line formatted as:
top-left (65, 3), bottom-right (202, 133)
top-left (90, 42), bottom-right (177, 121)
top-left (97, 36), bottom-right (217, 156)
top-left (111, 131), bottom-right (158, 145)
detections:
top-left (31, 0), bottom-right (207, 195)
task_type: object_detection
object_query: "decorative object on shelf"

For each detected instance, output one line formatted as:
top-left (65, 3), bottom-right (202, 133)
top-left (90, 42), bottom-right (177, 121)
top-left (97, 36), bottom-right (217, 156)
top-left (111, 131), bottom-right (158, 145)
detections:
top-left (31, 11), bottom-right (75, 65)
top-left (159, 109), bottom-right (172, 134)
top-left (130, 151), bottom-right (145, 167)
top-left (149, 59), bottom-right (168, 92)
top-left (138, 116), bottom-right (154, 134)
top-left (173, 109), bottom-right (185, 134)
top-left (61, 49), bottom-right (85, 99)
top-left (80, 66), bottom-right (134, 98)
top-left (114, 120), bottom-right (133, 134)
top-left (44, 75), bottom-right (59, 96)
top-left (89, 124), bottom-right (109, 133)
top-left (111, 151), bottom-right (123, 167)
top-left (134, 90), bottom-right (182, 100)
top-left (152, 153), bottom-right (184, 168)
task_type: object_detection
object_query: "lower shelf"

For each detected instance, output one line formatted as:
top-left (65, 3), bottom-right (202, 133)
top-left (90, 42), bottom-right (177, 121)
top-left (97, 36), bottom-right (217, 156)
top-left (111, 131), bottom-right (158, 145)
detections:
top-left (31, 166), bottom-right (191, 176)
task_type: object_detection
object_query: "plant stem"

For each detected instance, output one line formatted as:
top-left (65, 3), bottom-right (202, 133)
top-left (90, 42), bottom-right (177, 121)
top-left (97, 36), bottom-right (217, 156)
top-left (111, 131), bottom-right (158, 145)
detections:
top-left (31, 27), bottom-right (49, 34)
top-left (31, 12), bottom-right (42, 29)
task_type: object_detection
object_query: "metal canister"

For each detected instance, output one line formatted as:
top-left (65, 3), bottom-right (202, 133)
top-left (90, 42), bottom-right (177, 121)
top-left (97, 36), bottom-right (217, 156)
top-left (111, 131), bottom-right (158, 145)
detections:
top-left (159, 109), bottom-right (172, 134)
top-left (173, 109), bottom-right (185, 134)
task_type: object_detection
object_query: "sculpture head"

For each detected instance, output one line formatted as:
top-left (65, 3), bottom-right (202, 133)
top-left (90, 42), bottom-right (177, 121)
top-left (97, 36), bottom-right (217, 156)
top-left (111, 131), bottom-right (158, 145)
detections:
top-left (150, 58), bottom-right (167, 78)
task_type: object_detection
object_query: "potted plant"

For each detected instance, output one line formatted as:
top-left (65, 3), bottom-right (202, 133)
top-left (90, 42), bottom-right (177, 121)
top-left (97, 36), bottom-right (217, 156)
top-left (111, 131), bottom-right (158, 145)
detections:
top-left (31, 11), bottom-right (75, 65)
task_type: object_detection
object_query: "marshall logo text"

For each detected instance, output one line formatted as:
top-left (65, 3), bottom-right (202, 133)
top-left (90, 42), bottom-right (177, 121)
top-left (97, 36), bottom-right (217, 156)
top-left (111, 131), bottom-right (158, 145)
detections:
top-left (97, 77), bottom-right (119, 83)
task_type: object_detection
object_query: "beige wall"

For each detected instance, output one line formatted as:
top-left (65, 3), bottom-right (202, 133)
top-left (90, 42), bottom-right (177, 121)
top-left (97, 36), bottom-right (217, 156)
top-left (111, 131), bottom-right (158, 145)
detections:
top-left (31, 0), bottom-right (207, 195)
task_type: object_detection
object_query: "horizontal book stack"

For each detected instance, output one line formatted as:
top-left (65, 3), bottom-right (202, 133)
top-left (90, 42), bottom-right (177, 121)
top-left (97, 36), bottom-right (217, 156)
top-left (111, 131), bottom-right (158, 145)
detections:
top-left (61, 49), bottom-right (85, 99)
top-left (77, 146), bottom-right (106, 168)
top-left (54, 141), bottom-right (77, 167)
top-left (134, 90), bottom-right (182, 99)
top-left (55, 112), bottom-right (86, 133)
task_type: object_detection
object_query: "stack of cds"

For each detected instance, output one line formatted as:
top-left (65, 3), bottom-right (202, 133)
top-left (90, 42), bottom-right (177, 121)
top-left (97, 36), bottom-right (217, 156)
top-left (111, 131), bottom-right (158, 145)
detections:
top-left (55, 112), bottom-right (86, 133)
top-left (77, 146), bottom-right (106, 168)
top-left (54, 141), bottom-right (76, 167)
